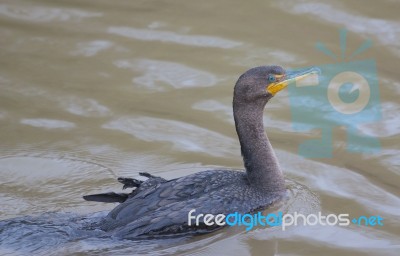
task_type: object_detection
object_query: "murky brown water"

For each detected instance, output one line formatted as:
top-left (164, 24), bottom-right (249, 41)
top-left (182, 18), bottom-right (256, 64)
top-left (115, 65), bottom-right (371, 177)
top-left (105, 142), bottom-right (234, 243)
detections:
top-left (0, 0), bottom-right (399, 255)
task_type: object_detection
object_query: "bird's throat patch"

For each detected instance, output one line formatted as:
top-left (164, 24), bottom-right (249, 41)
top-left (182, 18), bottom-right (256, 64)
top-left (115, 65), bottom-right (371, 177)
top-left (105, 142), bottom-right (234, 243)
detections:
top-left (267, 82), bottom-right (288, 95)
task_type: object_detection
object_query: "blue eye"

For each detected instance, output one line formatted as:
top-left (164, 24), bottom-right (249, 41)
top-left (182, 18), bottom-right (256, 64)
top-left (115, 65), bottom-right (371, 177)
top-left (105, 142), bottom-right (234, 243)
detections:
top-left (268, 74), bottom-right (276, 82)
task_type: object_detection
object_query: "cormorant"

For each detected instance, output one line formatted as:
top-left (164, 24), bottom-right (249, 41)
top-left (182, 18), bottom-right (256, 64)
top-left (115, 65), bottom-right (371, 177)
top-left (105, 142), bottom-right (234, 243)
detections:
top-left (84, 65), bottom-right (316, 239)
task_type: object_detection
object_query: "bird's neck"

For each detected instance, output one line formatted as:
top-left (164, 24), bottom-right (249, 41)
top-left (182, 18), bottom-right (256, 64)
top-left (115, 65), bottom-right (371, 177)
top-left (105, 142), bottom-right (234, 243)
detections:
top-left (233, 103), bottom-right (285, 192)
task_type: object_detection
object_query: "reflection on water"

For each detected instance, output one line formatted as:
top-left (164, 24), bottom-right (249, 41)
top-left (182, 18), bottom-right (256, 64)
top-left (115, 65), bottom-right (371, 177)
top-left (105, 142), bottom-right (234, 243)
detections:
top-left (108, 26), bottom-right (243, 49)
top-left (71, 40), bottom-right (114, 57)
top-left (278, 1), bottom-right (400, 52)
top-left (0, 170), bottom-right (317, 255)
top-left (20, 118), bottom-right (76, 130)
top-left (103, 116), bottom-right (237, 157)
top-left (60, 97), bottom-right (111, 117)
top-left (0, 3), bottom-right (101, 22)
top-left (0, 0), bottom-right (399, 255)
top-left (114, 59), bottom-right (218, 91)
top-left (0, 156), bottom-right (116, 219)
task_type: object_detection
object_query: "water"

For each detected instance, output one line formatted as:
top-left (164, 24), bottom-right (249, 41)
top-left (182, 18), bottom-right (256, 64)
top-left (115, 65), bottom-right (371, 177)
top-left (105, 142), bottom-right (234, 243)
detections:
top-left (0, 0), bottom-right (399, 255)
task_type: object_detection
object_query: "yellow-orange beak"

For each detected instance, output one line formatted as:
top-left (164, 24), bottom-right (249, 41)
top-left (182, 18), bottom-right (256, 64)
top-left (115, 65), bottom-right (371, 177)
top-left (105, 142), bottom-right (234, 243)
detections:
top-left (267, 67), bottom-right (320, 96)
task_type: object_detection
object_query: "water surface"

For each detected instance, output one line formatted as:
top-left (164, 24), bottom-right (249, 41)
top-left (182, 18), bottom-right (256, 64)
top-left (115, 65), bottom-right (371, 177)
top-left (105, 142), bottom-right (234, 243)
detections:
top-left (0, 0), bottom-right (399, 255)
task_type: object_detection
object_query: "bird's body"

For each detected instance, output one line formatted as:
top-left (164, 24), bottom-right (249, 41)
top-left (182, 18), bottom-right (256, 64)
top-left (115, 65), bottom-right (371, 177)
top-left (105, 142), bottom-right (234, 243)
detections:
top-left (84, 65), bottom-right (317, 239)
top-left (99, 170), bottom-right (283, 239)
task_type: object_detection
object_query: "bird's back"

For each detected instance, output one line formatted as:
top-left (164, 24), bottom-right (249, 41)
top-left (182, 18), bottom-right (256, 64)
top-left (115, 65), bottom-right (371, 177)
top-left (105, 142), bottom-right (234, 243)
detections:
top-left (100, 170), bottom-right (283, 239)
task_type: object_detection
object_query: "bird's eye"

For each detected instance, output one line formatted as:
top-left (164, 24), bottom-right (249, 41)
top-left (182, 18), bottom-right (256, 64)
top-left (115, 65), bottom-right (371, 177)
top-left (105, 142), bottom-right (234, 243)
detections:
top-left (268, 74), bottom-right (276, 83)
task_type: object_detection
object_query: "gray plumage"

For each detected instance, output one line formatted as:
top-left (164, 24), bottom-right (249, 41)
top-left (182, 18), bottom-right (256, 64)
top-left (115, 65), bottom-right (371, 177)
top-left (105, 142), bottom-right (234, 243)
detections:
top-left (84, 66), bottom-right (288, 238)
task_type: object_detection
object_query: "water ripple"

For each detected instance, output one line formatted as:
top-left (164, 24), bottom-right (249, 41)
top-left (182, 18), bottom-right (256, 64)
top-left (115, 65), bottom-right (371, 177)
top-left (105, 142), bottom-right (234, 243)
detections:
top-left (71, 40), bottom-right (114, 57)
top-left (115, 59), bottom-right (217, 91)
top-left (60, 97), bottom-right (111, 117)
top-left (277, 2), bottom-right (400, 54)
top-left (358, 102), bottom-right (400, 138)
top-left (20, 118), bottom-right (76, 130)
top-left (108, 26), bottom-right (243, 49)
top-left (102, 116), bottom-right (237, 157)
top-left (0, 4), bottom-right (101, 22)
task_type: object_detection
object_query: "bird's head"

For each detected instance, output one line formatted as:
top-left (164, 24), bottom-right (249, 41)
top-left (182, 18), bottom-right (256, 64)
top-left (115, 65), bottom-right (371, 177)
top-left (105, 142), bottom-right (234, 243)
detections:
top-left (233, 65), bottom-right (318, 107)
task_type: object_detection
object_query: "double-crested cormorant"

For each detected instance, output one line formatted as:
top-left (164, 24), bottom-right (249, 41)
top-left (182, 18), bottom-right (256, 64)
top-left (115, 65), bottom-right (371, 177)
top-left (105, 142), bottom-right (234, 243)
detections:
top-left (84, 66), bottom-right (316, 239)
